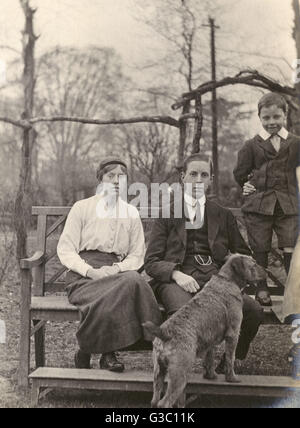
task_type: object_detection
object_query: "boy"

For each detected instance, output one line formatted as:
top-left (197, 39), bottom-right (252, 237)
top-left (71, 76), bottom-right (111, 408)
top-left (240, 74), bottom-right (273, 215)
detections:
top-left (234, 92), bottom-right (299, 306)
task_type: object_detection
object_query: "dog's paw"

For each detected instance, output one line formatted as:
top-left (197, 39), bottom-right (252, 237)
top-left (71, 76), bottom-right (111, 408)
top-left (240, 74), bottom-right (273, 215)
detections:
top-left (203, 371), bottom-right (218, 381)
top-left (151, 396), bottom-right (161, 408)
top-left (225, 374), bottom-right (241, 383)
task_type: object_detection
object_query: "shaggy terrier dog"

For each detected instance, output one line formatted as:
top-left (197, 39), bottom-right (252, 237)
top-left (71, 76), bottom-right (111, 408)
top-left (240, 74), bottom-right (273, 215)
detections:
top-left (143, 254), bottom-right (266, 408)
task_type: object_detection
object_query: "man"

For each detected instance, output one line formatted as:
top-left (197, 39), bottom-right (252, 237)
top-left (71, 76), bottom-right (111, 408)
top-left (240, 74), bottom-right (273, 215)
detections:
top-left (144, 154), bottom-right (264, 368)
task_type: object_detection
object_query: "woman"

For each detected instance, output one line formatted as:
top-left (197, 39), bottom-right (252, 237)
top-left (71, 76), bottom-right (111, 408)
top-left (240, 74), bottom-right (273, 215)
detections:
top-left (57, 156), bottom-right (162, 372)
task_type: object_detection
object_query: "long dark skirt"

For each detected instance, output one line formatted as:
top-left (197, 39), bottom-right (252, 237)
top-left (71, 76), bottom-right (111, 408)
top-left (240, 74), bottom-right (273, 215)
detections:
top-left (65, 251), bottom-right (162, 354)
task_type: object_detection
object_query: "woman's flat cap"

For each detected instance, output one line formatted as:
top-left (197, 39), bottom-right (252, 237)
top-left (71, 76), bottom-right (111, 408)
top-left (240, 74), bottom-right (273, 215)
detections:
top-left (98, 157), bottom-right (128, 171)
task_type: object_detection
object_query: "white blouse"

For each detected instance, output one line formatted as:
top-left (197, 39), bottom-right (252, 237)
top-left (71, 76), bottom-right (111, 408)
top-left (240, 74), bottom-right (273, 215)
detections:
top-left (57, 195), bottom-right (146, 277)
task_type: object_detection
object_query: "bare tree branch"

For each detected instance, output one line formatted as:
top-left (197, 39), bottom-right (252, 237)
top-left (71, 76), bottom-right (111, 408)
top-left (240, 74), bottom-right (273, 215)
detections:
top-left (29, 115), bottom-right (180, 128)
top-left (0, 45), bottom-right (21, 55)
top-left (0, 117), bottom-right (30, 129)
top-left (172, 70), bottom-right (297, 110)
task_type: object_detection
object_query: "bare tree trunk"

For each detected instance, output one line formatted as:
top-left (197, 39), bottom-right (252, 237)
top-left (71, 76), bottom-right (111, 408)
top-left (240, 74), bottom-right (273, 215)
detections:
top-left (178, 102), bottom-right (190, 166)
top-left (192, 94), bottom-right (203, 154)
top-left (14, 1), bottom-right (37, 261)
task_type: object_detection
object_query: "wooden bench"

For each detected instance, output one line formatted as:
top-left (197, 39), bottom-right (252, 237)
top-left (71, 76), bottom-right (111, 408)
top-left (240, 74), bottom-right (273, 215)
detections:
top-left (19, 206), bottom-right (289, 400)
top-left (29, 368), bottom-right (300, 407)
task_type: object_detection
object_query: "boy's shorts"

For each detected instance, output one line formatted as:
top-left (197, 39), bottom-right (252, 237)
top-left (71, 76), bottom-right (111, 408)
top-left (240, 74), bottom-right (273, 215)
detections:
top-left (244, 203), bottom-right (299, 252)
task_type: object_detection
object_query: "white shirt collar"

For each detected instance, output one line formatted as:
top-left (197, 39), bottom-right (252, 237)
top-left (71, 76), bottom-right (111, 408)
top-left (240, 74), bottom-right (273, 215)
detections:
top-left (259, 127), bottom-right (288, 141)
top-left (184, 193), bottom-right (206, 207)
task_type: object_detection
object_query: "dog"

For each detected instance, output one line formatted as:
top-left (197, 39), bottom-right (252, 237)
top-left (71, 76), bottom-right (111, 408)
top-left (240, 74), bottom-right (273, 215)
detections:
top-left (143, 254), bottom-right (266, 408)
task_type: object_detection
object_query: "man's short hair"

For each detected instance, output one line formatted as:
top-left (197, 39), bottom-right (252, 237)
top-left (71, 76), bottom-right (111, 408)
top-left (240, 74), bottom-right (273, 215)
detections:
top-left (258, 92), bottom-right (288, 116)
top-left (182, 153), bottom-right (214, 176)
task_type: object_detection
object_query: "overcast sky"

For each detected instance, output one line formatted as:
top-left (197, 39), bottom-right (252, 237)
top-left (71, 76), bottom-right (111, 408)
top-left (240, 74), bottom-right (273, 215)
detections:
top-left (0, 0), bottom-right (298, 134)
top-left (0, 0), bottom-right (296, 70)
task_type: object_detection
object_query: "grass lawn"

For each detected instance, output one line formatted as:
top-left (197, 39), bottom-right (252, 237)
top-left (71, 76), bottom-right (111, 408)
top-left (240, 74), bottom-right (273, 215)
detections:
top-left (0, 234), bottom-right (299, 408)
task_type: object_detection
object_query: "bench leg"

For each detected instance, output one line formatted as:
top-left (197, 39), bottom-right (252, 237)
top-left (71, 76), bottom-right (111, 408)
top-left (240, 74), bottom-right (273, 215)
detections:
top-left (19, 321), bottom-right (31, 388)
top-left (19, 269), bottom-right (32, 389)
top-left (33, 321), bottom-right (45, 368)
top-left (31, 381), bottom-right (40, 407)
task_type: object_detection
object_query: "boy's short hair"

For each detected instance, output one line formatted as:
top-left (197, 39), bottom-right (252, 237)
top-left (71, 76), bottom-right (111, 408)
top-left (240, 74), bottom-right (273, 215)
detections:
top-left (182, 153), bottom-right (214, 176)
top-left (258, 92), bottom-right (288, 116)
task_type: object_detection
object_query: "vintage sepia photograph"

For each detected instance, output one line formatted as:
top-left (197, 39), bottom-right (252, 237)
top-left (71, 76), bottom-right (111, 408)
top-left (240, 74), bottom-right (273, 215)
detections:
top-left (0, 0), bottom-right (300, 410)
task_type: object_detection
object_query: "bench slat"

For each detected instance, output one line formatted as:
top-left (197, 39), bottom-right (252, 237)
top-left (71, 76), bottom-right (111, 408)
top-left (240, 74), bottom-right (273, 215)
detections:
top-left (29, 368), bottom-right (300, 400)
top-left (31, 296), bottom-right (77, 311)
top-left (44, 282), bottom-right (67, 293)
top-left (30, 295), bottom-right (284, 324)
top-left (46, 216), bottom-right (67, 238)
top-left (32, 207), bottom-right (71, 216)
top-left (46, 267), bottom-right (67, 286)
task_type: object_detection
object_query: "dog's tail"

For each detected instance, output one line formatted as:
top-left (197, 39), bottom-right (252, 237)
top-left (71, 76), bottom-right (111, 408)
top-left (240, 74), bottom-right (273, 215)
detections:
top-left (142, 322), bottom-right (168, 341)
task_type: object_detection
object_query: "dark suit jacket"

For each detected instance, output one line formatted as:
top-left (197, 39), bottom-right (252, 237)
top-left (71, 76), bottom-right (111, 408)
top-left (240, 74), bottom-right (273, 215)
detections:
top-left (233, 133), bottom-right (300, 215)
top-left (144, 199), bottom-right (251, 286)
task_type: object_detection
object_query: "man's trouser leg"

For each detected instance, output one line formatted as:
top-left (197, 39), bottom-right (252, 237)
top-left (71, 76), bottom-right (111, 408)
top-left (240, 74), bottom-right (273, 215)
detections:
top-left (155, 281), bottom-right (193, 317)
top-left (235, 295), bottom-right (264, 360)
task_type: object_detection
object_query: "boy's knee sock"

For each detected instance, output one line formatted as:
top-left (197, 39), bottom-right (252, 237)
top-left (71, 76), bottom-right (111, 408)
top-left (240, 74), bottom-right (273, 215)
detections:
top-left (283, 253), bottom-right (293, 275)
top-left (253, 252), bottom-right (268, 290)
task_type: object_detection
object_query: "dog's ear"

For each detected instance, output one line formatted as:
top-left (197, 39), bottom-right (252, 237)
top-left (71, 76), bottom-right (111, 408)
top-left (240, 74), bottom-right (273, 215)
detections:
top-left (231, 256), bottom-right (247, 285)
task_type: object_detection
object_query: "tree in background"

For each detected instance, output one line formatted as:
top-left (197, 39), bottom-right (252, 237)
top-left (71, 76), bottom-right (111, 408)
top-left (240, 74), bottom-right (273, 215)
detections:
top-left (34, 46), bottom-right (129, 204)
top-left (133, 0), bottom-right (232, 95)
top-left (200, 97), bottom-right (252, 206)
top-left (133, 0), bottom-right (297, 173)
top-left (132, 0), bottom-right (259, 192)
top-left (0, 87), bottom-right (23, 198)
top-left (121, 122), bottom-right (178, 184)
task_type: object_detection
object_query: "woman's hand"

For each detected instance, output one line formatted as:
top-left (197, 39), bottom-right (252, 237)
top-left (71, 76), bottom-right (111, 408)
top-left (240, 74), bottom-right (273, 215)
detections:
top-left (87, 265), bottom-right (120, 280)
top-left (243, 181), bottom-right (256, 196)
top-left (172, 270), bottom-right (200, 294)
top-left (99, 265), bottom-right (121, 277)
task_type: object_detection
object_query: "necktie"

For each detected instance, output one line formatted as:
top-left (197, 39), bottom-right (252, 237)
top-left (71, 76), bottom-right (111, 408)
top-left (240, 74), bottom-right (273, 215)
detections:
top-left (193, 201), bottom-right (204, 228)
top-left (271, 134), bottom-right (281, 152)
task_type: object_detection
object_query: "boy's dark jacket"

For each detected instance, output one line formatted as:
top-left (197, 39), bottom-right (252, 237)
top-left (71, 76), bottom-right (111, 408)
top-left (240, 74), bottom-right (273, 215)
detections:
top-left (144, 198), bottom-right (250, 286)
top-left (233, 133), bottom-right (300, 215)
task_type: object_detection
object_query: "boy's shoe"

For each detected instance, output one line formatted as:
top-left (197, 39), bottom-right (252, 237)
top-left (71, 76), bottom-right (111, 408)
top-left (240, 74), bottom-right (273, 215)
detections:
top-left (75, 350), bottom-right (91, 369)
top-left (255, 290), bottom-right (273, 307)
top-left (100, 352), bottom-right (125, 372)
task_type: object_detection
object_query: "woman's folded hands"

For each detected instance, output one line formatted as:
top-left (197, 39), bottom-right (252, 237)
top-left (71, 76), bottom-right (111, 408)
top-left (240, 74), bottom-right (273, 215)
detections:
top-left (87, 265), bottom-right (121, 280)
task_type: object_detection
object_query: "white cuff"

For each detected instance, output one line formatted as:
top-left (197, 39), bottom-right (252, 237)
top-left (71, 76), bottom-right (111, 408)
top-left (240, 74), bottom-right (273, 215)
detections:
top-left (81, 263), bottom-right (93, 278)
top-left (113, 263), bottom-right (122, 273)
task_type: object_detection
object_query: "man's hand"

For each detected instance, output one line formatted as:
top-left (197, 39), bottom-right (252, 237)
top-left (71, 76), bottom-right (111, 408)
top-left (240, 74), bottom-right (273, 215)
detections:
top-left (172, 270), bottom-right (200, 294)
top-left (87, 265), bottom-right (120, 280)
top-left (243, 181), bottom-right (256, 196)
